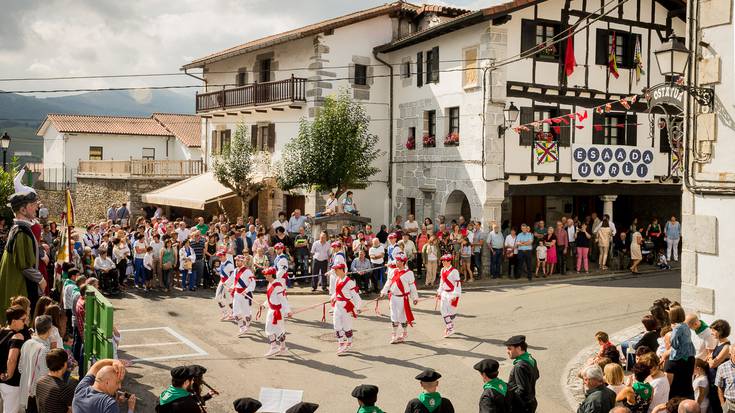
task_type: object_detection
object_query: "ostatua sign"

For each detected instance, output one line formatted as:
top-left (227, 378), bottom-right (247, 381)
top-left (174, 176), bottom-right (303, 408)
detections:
top-left (647, 84), bottom-right (685, 111)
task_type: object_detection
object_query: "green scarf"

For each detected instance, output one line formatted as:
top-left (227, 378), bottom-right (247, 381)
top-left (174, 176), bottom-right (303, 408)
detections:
top-left (632, 381), bottom-right (653, 401)
top-left (418, 392), bottom-right (442, 412)
top-left (357, 406), bottom-right (385, 413)
top-left (159, 385), bottom-right (191, 405)
top-left (483, 378), bottom-right (508, 396)
top-left (695, 320), bottom-right (709, 335)
top-left (513, 352), bottom-right (537, 368)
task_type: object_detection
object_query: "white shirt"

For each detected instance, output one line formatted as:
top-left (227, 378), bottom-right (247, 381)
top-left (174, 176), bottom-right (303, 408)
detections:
top-left (693, 375), bottom-right (709, 413)
top-left (647, 375), bottom-right (670, 413)
top-left (504, 234), bottom-right (517, 254)
top-left (271, 219), bottom-right (288, 232)
top-left (133, 240), bottom-right (147, 259)
top-left (143, 253), bottom-right (153, 270)
top-left (154, 207), bottom-right (163, 219)
top-left (311, 240), bottom-right (330, 261)
top-left (325, 197), bottom-right (338, 211)
top-left (149, 240), bottom-right (164, 258)
top-left (94, 256), bottom-right (115, 271)
top-left (176, 227), bottom-right (191, 243)
top-left (369, 245), bottom-right (385, 264)
top-left (403, 220), bottom-right (419, 235)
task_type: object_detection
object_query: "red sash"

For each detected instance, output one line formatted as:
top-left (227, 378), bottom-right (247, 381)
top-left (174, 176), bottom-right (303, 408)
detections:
top-left (266, 281), bottom-right (283, 325)
top-left (389, 270), bottom-right (415, 326)
top-left (335, 276), bottom-right (358, 318)
top-left (440, 268), bottom-right (460, 307)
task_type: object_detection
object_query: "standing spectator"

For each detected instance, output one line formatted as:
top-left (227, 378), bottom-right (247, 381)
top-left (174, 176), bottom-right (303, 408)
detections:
top-left (639, 353), bottom-right (669, 412)
top-left (647, 218), bottom-right (663, 253)
top-left (19, 315), bottom-right (53, 412)
top-left (555, 221), bottom-right (569, 275)
top-left (630, 227), bottom-right (643, 274)
top-left (693, 358), bottom-right (710, 413)
top-left (415, 226), bottom-right (430, 276)
top-left (604, 363), bottom-right (626, 395)
top-left (544, 226), bottom-right (557, 276)
top-left (116, 203), bottom-right (130, 228)
top-left (597, 219), bottom-right (613, 271)
top-left (175, 222), bottom-right (191, 244)
top-left (350, 249), bottom-right (372, 293)
top-left (287, 209), bottom-right (308, 238)
top-left (364, 224), bottom-right (375, 244)
top-left (686, 314), bottom-right (717, 360)
top-left (402, 233), bottom-right (417, 272)
top-left (566, 218), bottom-right (577, 273)
top-left (368, 238), bottom-right (385, 292)
top-left (72, 359), bottom-right (136, 413)
top-left (245, 225), bottom-right (257, 252)
top-left (460, 237), bottom-right (473, 282)
top-left (505, 228), bottom-right (518, 278)
top-left (149, 233), bottom-right (164, 289)
top-left (376, 225), bottom-right (389, 244)
top-left (403, 214), bottom-right (419, 240)
top-left (160, 238), bottom-right (176, 292)
top-left (190, 232), bottom-right (206, 289)
top-left (664, 216), bottom-right (681, 262)
top-left (342, 191), bottom-right (359, 215)
top-left (488, 223), bottom-right (504, 279)
top-left (578, 365), bottom-right (616, 413)
top-left (664, 306), bottom-right (696, 399)
top-left (708, 319), bottom-right (731, 413)
top-left (715, 345), bottom-right (735, 413)
top-left (576, 223), bottom-right (592, 273)
top-left (235, 229), bottom-right (246, 256)
top-left (293, 227), bottom-right (310, 281)
top-left (516, 224), bottom-right (534, 280)
top-left (471, 222), bottom-right (486, 279)
top-left (0, 306), bottom-right (28, 413)
top-left (193, 217), bottom-right (209, 235)
top-left (132, 233), bottom-right (146, 289)
top-left (34, 349), bottom-right (77, 413)
top-left (614, 232), bottom-right (630, 271)
top-left (38, 204), bottom-right (49, 225)
top-left (422, 235), bottom-right (439, 287)
top-left (271, 212), bottom-right (288, 234)
top-left (106, 204), bottom-right (117, 223)
top-left (178, 239), bottom-right (196, 291)
top-left (310, 231), bottom-right (330, 292)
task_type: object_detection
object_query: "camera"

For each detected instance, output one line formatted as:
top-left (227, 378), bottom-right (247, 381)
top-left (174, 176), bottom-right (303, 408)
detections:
top-left (117, 390), bottom-right (131, 399)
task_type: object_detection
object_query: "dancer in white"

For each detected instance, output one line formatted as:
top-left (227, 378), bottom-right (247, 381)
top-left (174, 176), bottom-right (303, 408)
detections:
top-left (437, 254), bottom-right (461, 337)
top-left (273, 242), bottom-right (290, 288)
top-left (379, 251), bottom-right (418, 344)
top-left (263, 266), bottom-right (292, 357)
top-left (329, 257), bottom-right (362, 355)
top-left (232, 255), bottom-right (257, 337)
top-left (215, 250), bottom-right (235, 321)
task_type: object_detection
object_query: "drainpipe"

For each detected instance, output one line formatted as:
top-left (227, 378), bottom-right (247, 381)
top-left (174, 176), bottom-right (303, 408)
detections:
top-left (373, 51), bottom-right (394, 221)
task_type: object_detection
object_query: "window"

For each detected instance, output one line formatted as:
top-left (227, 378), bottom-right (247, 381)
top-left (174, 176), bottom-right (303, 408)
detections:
top-left (518, 106), bottom-right (572, 146)
top-left (533, 109), bottom-right (558, 141)
top-left (354, 64), bottom-right (367, 86)
top-left (592, 113), bottom-right (638, 146)
top-left (521, 20), bottom-right (561, 60)
top-left (463, 47), bottom-right (479, 88)
top-left (258, 125), bottom-right (270, 151)
top-left (595, 30), bottom-right (639, 68)
top-left (409, 127), bottom-right (416, 140)
top-left (402, 61), bottom-right (411, 79)
top-left (603, 115), bottom-right (625, 145)
top-left (425, 110), bottom-right (436, 137)
top-left (142, 148), bottom-right (155, 160)
top-left (89, 146), bottom-right (103, 160)
top-left (236, 69), bottom-right (247, 87)
top-left (220, 129), bottom-right (231, 153)
top-left (259, 58), bottom-right (271, 82)
top-left (609, 32), bottom-right (625, 67)
top-left (251, 123), bottom-right (276, 153)
top-left (407, 197), bottom-right (416, 217)
top-left (448, 107), bottom-right (460, 134)
top-left (425, 46), bottom-right (439, 83)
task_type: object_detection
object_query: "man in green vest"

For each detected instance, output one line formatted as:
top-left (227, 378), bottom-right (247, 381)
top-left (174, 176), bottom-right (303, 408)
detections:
top-left (474, 358), bottom-right (511, 413)
top-left (156, 366), bottom-right (200, 413)
top-left (504, 335), bottom-right (540, 413)
top-left (404, 368), bottom-right (455, 413)
top-left (352, 384), bottom-right (384, 413)
top-left (0, 172), bottom-right (45, 323)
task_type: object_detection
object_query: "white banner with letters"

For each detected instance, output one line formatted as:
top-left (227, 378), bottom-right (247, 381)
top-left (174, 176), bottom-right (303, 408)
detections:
top-left (572, 144), bottom-right (655, 181)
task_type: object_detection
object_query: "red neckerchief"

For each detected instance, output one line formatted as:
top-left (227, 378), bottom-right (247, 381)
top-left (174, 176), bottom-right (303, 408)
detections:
top-left (389, 269), bottom-right (415, 326)
top-left (335, 276), bottom-right (358, 318)
top-left (440, 267), bottom-right (460, 307)
top-left (266, 281), bottom-right (283, 325)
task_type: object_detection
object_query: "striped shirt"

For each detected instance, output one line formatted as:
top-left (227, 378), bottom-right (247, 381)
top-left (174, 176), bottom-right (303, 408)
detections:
top-left (35, 375), bottom-right (77, 413)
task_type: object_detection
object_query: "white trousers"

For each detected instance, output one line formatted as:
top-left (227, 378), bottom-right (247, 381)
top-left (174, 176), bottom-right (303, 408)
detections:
top-left (439, 294), bottom-right (458, 317)
top-left (265, 310), bottom-right (285, 336)
top-left (333, 304), bottom-right (354, 332)
top-left (215, 281), bottom-right (232, 309)
top-left (0, 383), bottom-right (21, 413)
top-left (389, 295), bottom-right (409, 323)
top-left (666, 238), bottom-right (680, 261)
top-left (232, 293), bottom-right (252, 318)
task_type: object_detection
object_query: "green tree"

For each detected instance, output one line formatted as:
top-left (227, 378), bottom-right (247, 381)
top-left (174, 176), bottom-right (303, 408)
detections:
top-left (213, 123), bottom-right (263, 215)
top-left (0, 158), bottom-right (20, 221)
top-left (277, 91), bottom-right (382, 199)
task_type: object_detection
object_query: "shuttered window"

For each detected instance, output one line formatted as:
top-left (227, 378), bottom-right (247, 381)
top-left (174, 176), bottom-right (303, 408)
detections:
top-left (253, 124), bottom-right (276, 153)
top-left (425, 46), bottom-right (439, 84)
top-left (594, 113), bottom-right (638, 146)
top-left (519, 107), bottom-right (534, 146)
top-left (463, 47), bottom-right (479, 88)
top-left (211, 130), bottom-right (219, 155)
top-left (354, 64), bottom-right (367, 86)
top-left (520, 19), bottom-right (561, 60)
top-left (89, 146), bottom-right (103, 160)
top-left (595, 30), bottom-right (640, 68)
top-left (417, 51), bottom-right (424, 87)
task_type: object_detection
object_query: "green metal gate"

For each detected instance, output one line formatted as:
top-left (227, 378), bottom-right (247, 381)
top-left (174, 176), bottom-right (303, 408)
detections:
top-left (83, 286), bottom-right (114, 372)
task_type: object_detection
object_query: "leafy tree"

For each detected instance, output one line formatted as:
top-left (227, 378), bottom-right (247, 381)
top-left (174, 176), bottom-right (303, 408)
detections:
top-left (277, 90), bottom-right (382, 199)
top-left (0, 158), bottom-right (20, 221)
top-left (213, 123), bottom-right (263, 215)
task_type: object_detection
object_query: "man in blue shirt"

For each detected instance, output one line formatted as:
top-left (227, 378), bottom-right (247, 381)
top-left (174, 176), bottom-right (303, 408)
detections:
top-left (287, 209), bottom-right (308, 238)
top-left (245, 225), bottom-right (258, 252)
top-left (73, 358), bottom-right (136, 413)
top-left (515, 224), bottom-right (534, 280)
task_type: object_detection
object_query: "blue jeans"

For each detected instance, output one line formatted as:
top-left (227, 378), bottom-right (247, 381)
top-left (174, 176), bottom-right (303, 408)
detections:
top-left (181, 269), bottom-right (196, 290)
top-left (133, 258), bottom-right (145, 286)
top-left (490, 248), bottom-right (503, 278)
top-left (371, 266), bottom-right (385, 292)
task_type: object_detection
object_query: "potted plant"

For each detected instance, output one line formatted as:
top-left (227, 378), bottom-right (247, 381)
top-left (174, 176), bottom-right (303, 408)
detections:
top-left (539, 43), bottom-right (557, 58)
top-left (422, 135), bottom-right (436, 148)
top-left (405, 135), bottom-right (416, 150)
top-left (444, 132), bottom-right (460, 146)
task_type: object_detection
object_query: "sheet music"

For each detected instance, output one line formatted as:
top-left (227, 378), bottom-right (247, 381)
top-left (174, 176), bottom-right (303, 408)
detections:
top-left (258, 387), bottom-right (303, 412)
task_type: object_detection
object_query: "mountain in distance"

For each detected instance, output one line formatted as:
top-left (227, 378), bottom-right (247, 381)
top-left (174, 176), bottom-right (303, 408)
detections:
top-left (0, 89), bottom-right (196, 163)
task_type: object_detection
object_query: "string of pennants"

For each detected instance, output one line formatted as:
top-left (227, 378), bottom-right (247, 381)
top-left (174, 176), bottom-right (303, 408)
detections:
top-left (512, 94), bottom-right (640, 135)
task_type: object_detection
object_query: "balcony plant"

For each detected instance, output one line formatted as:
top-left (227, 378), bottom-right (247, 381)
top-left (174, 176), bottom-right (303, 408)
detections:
top-left (539, 43), bottom-right (557, 58)
top-left (422, 135), bottom-right (436, 148)
top-left (444, 132), bottom-right (460, 146)
top-left (405, 135), bottom-right (416, 150)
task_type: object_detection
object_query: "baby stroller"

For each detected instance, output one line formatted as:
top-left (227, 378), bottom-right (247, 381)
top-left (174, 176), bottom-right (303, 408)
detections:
top-left (641, 239), bottom-right (656, 265)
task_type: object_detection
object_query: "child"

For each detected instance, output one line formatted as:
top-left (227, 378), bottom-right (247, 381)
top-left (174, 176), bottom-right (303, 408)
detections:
top-left (594, 331), bottom-right (621, 364)
top-left (143, 246), bottom-right (154, 291)
top-left (657, 249), bottom-right (670, 270)
top-left (535, 241), bottom-right (547, 277)
top-left (616, 362), bottom-right (653, 412)
top-left (692, 358), bottom-right (709, 413)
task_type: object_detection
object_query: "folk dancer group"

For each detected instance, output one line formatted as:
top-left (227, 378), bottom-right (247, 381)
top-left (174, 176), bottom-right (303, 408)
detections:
top-left (210, 236), bottom-right (464, 357)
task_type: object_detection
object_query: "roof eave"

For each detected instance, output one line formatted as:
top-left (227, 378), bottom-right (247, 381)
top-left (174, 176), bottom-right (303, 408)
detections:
top-left (374, 10), bottom-right (486, 53)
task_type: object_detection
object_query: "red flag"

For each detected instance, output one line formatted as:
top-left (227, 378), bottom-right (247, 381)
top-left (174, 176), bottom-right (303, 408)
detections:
top-left (565, 30), bottom-right (576, 77)
top-left (552, 126), bottom-right (561, 134)
top-left (576, 110), bottom-right (588, 122)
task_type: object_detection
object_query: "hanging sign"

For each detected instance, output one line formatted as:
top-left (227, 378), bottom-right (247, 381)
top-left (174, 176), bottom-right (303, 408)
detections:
top-left (646, 84), bottom-right (685, 111)
top-left (572, 144), bottom-right (655, 181)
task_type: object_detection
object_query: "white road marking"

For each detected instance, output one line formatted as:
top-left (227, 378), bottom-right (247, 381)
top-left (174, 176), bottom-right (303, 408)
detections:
top-left (118, 341), bottom-right (182, 349)
top-left (117, 326), bottom-right (208, 362)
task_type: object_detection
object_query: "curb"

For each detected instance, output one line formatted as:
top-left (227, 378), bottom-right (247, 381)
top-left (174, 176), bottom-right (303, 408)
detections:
top-left (561, 324), bottom-right (643, 410)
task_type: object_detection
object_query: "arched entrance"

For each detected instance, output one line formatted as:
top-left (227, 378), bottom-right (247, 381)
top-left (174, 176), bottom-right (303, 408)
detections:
top-left (444, 190), bottom-right (471, 223)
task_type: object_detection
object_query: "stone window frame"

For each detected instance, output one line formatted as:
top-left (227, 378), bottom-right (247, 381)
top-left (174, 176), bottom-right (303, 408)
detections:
top-left (251, 51), bottom-right (278, 83)
top-left (349, 55), bottom-right (374, 100)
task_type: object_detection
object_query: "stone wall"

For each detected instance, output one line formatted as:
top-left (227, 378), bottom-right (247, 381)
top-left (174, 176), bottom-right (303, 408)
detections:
top-left (35, 189), bottom-right (67, 220)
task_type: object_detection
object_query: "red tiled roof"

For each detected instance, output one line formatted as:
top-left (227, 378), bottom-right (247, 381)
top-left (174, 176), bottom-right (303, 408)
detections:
top-left (153, 113), bottom-right (201, 147)
top-left (182, 1), bottom-right (471, 69)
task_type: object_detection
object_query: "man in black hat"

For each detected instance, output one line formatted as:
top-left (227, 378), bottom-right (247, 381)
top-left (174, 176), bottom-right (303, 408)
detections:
top-left (352, 384), bottom-right (384, 413)
top-left (404, 368), bottom-right (455, 412)
top-left (187, 364), bottom-right (218, 408)
top-left (156, 366), bottom-right (201, 413)
top-left (474, 358), bottom-right (511, 413)
top-left (233, 397), bottom-right (262, 413)
top-left (504, 335), bottom-right (540, 413)
top-left (285, 401), bottom-right (319, 413)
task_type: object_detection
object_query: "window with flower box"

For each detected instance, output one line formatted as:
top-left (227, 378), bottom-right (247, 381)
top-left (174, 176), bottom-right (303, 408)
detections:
top-left (445, 107), bottom-right (460, 146)
top-left (423, 110), bottom-right (436, 147)
top-left (521, 20), bottom-right (561, 61)
top-left (406, 127), bottom-right (416, 150)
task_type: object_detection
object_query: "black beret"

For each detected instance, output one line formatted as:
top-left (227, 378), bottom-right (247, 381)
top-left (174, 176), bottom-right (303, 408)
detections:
top-left (473, 359), bottom-right (500, 375)
top-left (233, 397), bottom-right (262, 413)
top-left (187, 364), bottom-right (207, 377)
top-left (503, 335), bottom-right (527, 346)
top-left (415, 368), bottom-right (442, 382)
top-left (170, 366), bottom-right (192, 380)
top-left (285, 402), bottom-right (319, 413)
top-left (351, 384), bottom-right (379, 403)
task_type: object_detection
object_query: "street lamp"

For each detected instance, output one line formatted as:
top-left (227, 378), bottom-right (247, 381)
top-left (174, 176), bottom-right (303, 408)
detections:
top-left (498, 101), bottom-right (520, 138)
top-left (1, 132), bottom-right (10, 171)
top-left (654, 35), bottom-right (690, 80)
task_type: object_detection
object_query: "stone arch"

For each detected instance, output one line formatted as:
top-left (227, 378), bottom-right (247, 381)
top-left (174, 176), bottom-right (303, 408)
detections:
top-left (441, 182), bottom-right (482, 224)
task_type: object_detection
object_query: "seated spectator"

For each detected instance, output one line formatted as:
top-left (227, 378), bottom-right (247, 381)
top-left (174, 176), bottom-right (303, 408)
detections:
top-left (94, 249), bottom-right (119, 294)
top-left (635, 315), bottom-right (660, 353)
top-left (72, 358), bottom-right (136, 413)
top-left (34, 348), bottom-right (77, 413)
top-left (578, 365), bottom-right (616, 413)
top-left (616, 363), bottom-right (653, 413)
top-left (593, 331), bottom-right (621, 365)
top-left (19, 315), bottom-right (53, 412)
top-left (342, 191), bottom-right (358, 215)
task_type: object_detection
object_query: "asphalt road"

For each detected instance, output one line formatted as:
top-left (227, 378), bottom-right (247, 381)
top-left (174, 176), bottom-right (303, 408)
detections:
top-left (112, 270), bottom-right (680, 413)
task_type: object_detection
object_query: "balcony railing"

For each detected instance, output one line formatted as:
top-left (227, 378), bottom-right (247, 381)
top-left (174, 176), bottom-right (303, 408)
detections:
top-left (77, 159), bottom-right (204, 178)
top-left (196, 75), bottom-right (307, 112)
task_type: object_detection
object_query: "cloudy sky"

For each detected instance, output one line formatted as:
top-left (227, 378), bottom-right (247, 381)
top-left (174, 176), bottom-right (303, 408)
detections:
top-left (0, 0), bottom-right (493, 96)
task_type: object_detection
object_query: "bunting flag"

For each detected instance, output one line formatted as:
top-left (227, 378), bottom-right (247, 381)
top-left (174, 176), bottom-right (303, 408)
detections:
top-left (609, 32), bottom-right (620, 79)
top-left (620, 97), bottom-right (631, 110)
top-left (535, 140), bottom-right (559, 164)
top-left (604, 103), bottom-right (612, 112)
top-left (564, 29), bottom-right (577, 77)
top-left (634, 35), bottom-right (645, 83)
top-left (576, 110), bottom-right (588, 122)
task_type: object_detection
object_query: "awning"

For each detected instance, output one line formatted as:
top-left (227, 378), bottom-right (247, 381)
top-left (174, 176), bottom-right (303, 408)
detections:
top-left (140, 172), bottom-right (235, 210)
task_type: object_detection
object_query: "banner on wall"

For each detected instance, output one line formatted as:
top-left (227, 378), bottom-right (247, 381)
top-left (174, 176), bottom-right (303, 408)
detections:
top-left (572, 144), bottom-right (655, 181)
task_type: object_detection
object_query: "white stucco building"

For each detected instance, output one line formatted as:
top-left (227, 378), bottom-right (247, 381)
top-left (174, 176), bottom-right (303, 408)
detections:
top-left (680, 0), bottom-right (735, 322)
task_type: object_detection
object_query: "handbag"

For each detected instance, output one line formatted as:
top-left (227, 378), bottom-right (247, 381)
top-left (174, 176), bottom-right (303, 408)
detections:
top-left (183, 259), bottom-right (193, 270)
top-left (162, 262), bottom-right (172, 271)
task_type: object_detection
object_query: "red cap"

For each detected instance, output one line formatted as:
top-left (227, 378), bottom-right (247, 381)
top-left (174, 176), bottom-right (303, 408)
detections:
top-left (440, 254), bottom-right (454, 261)
top-left (262, 267), bottom-right (277, 275)
top-left (274, 242), bottom-right (285, 250)
top-left (387, 233), bottom-right (398, 239)
top-left (331, 263), bottom-right (346, 270)
top-left (330, 241), bottom-right (342, 248)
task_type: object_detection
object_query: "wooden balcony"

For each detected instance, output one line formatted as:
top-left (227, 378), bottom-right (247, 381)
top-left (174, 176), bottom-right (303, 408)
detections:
top-left (196, 75), bottom-right (307, 113)
top-left (77, 159), bottom-right (205, 179)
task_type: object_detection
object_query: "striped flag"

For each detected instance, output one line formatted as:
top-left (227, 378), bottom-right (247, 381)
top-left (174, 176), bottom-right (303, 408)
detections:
top-left (609, 33), bottom-right (620, 79)
top-left (634, 36), bottom-right (645, 83)
top-left (56, 225), bottom-right (70, 264)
